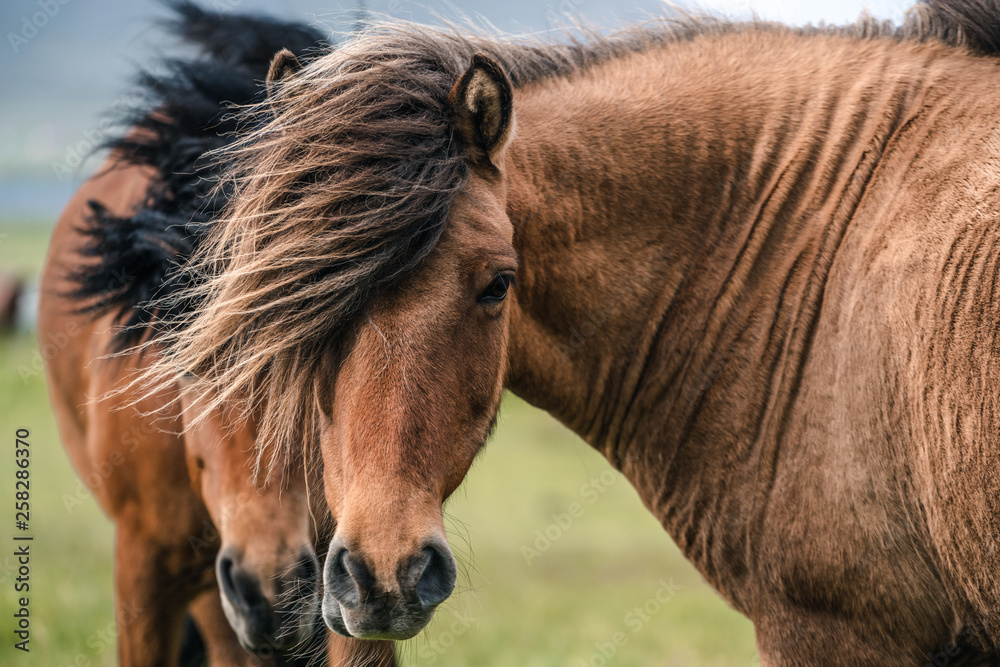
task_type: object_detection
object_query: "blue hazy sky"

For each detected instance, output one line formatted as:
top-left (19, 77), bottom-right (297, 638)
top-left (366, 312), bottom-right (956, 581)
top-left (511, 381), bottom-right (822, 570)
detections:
top-left (694, 0), bottom-right (908, 24)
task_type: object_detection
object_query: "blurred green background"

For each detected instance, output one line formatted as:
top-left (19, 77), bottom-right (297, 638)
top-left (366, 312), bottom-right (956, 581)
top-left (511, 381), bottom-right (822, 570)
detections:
top-left (0, 226), bottom-right (757, 665)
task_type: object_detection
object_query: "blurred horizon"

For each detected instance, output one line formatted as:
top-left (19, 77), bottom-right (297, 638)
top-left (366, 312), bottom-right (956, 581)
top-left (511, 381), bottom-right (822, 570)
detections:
top-left (1, 0), bottom-right (909, 221)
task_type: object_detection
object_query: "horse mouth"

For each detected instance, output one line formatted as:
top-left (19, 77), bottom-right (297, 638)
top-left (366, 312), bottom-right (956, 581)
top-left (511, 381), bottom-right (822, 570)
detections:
top-left (321, 593), bottom-right (433, 641)
top-left (321, 597), bottom-right (353, 637)
top-left (237, 636), bottom-right (277, 657)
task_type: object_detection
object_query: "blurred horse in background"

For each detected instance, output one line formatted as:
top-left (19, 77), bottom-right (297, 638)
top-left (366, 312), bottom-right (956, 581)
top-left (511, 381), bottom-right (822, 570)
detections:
top-left (38, 3), bottom-right (393, 665)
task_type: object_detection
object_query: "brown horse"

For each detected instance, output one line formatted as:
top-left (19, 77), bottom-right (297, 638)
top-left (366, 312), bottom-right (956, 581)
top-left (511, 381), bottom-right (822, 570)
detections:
top-left (137, 0), bottom-right (1000, 663)
top-left (39, 159), bottom-right (309, 662)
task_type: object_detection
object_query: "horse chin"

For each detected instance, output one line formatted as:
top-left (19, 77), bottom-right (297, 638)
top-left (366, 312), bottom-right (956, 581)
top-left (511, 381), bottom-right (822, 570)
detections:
top-left (235, 634), bottom-right (276, 658)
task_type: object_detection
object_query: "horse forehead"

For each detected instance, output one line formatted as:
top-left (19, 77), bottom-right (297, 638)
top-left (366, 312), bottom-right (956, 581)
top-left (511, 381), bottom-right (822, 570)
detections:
top-left (447, 177), bottom-right (513, 243)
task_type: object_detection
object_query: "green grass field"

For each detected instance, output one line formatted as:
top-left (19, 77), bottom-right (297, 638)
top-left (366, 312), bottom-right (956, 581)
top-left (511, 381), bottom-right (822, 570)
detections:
top-left (0, 223), bottom-right (757, 666)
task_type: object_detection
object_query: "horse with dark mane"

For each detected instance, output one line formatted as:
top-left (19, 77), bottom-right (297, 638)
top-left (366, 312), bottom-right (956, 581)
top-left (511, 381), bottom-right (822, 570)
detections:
top-left (38, 3), bottom-right (393, 664)
top-left (137, 0), bottom-right (1000, 663)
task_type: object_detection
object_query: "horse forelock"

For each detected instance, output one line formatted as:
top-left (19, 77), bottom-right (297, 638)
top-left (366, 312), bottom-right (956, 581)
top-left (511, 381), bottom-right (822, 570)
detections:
top-left (147, 1), bottom-right (1000, 471)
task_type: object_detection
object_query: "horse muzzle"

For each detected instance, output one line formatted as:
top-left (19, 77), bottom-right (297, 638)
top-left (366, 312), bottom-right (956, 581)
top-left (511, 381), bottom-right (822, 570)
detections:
top-left (321, 535), bottom-right (457, 640)
top-left (216, 545), bottom-right (320, 653)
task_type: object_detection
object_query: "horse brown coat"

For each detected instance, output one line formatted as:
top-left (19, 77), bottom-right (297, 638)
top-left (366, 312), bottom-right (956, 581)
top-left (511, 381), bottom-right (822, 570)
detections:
top-left (136, 4), bottom-right (1000, 663)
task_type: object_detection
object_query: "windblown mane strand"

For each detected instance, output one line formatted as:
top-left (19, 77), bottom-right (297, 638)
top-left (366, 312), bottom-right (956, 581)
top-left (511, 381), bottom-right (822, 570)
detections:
top-left (142, 1), bottom-right (1000, 471)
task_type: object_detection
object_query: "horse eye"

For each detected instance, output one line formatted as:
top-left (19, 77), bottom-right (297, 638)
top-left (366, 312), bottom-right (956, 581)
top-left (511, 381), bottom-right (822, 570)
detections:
top-left (479, 273), bottom-right (513, 303)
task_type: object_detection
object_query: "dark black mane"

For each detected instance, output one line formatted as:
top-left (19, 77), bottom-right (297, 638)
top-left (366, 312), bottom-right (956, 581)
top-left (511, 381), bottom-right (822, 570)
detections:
top-left (68, 0), bottom-right (327, 349)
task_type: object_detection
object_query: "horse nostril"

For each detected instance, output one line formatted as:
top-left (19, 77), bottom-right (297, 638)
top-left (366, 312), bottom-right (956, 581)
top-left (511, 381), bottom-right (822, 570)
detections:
top-left (326, 547), bottom-right (374, 608)
top-left (218, 552), bottom-right (239, 604)
top-left (414, 543), bottom-right (457, 609)
top-left (217, 550), bottom-right (268, 614)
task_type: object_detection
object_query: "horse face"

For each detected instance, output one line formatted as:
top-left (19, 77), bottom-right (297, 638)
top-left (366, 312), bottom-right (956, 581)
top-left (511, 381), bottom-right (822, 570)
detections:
top-left (179, 383), bottom-right (320, 654)
top-left (318, 173), bottom-right (517, 640)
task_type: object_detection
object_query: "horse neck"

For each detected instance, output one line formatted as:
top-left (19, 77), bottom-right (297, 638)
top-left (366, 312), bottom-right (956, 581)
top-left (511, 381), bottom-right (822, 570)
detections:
top-left (503, 31), bottom-right (949, 593)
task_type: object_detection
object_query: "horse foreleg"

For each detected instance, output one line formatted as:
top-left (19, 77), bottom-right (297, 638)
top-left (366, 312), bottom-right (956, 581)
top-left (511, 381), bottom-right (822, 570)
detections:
top-left (188, 587), bottom-right (285, 667)
top-left (114, 526), bottom-right (207, 667)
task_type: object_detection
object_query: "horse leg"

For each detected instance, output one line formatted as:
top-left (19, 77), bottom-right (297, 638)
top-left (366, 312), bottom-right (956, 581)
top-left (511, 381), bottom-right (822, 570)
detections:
top-left (114, 526), bottom-right (207, 667)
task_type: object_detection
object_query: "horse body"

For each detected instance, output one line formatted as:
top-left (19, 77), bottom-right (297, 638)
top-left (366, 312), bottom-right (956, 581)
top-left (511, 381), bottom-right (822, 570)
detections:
top-left (40, 156), bottom-right (316, 663)
top-left (328, 30), bottom-right (1000, 662)
top-left (505, 30), bottom-right (1000, 661)
top-left (137, 2), bottom-right (1000, 663)
top-left (41, 162), bottom-right (217, 664)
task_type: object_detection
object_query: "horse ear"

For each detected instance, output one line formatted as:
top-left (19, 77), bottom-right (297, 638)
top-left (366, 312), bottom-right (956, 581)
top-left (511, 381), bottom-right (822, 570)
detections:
top-left (448, 53), bottom-right (514, 167)
top-left (266, 48), bottom-right (303, 98)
